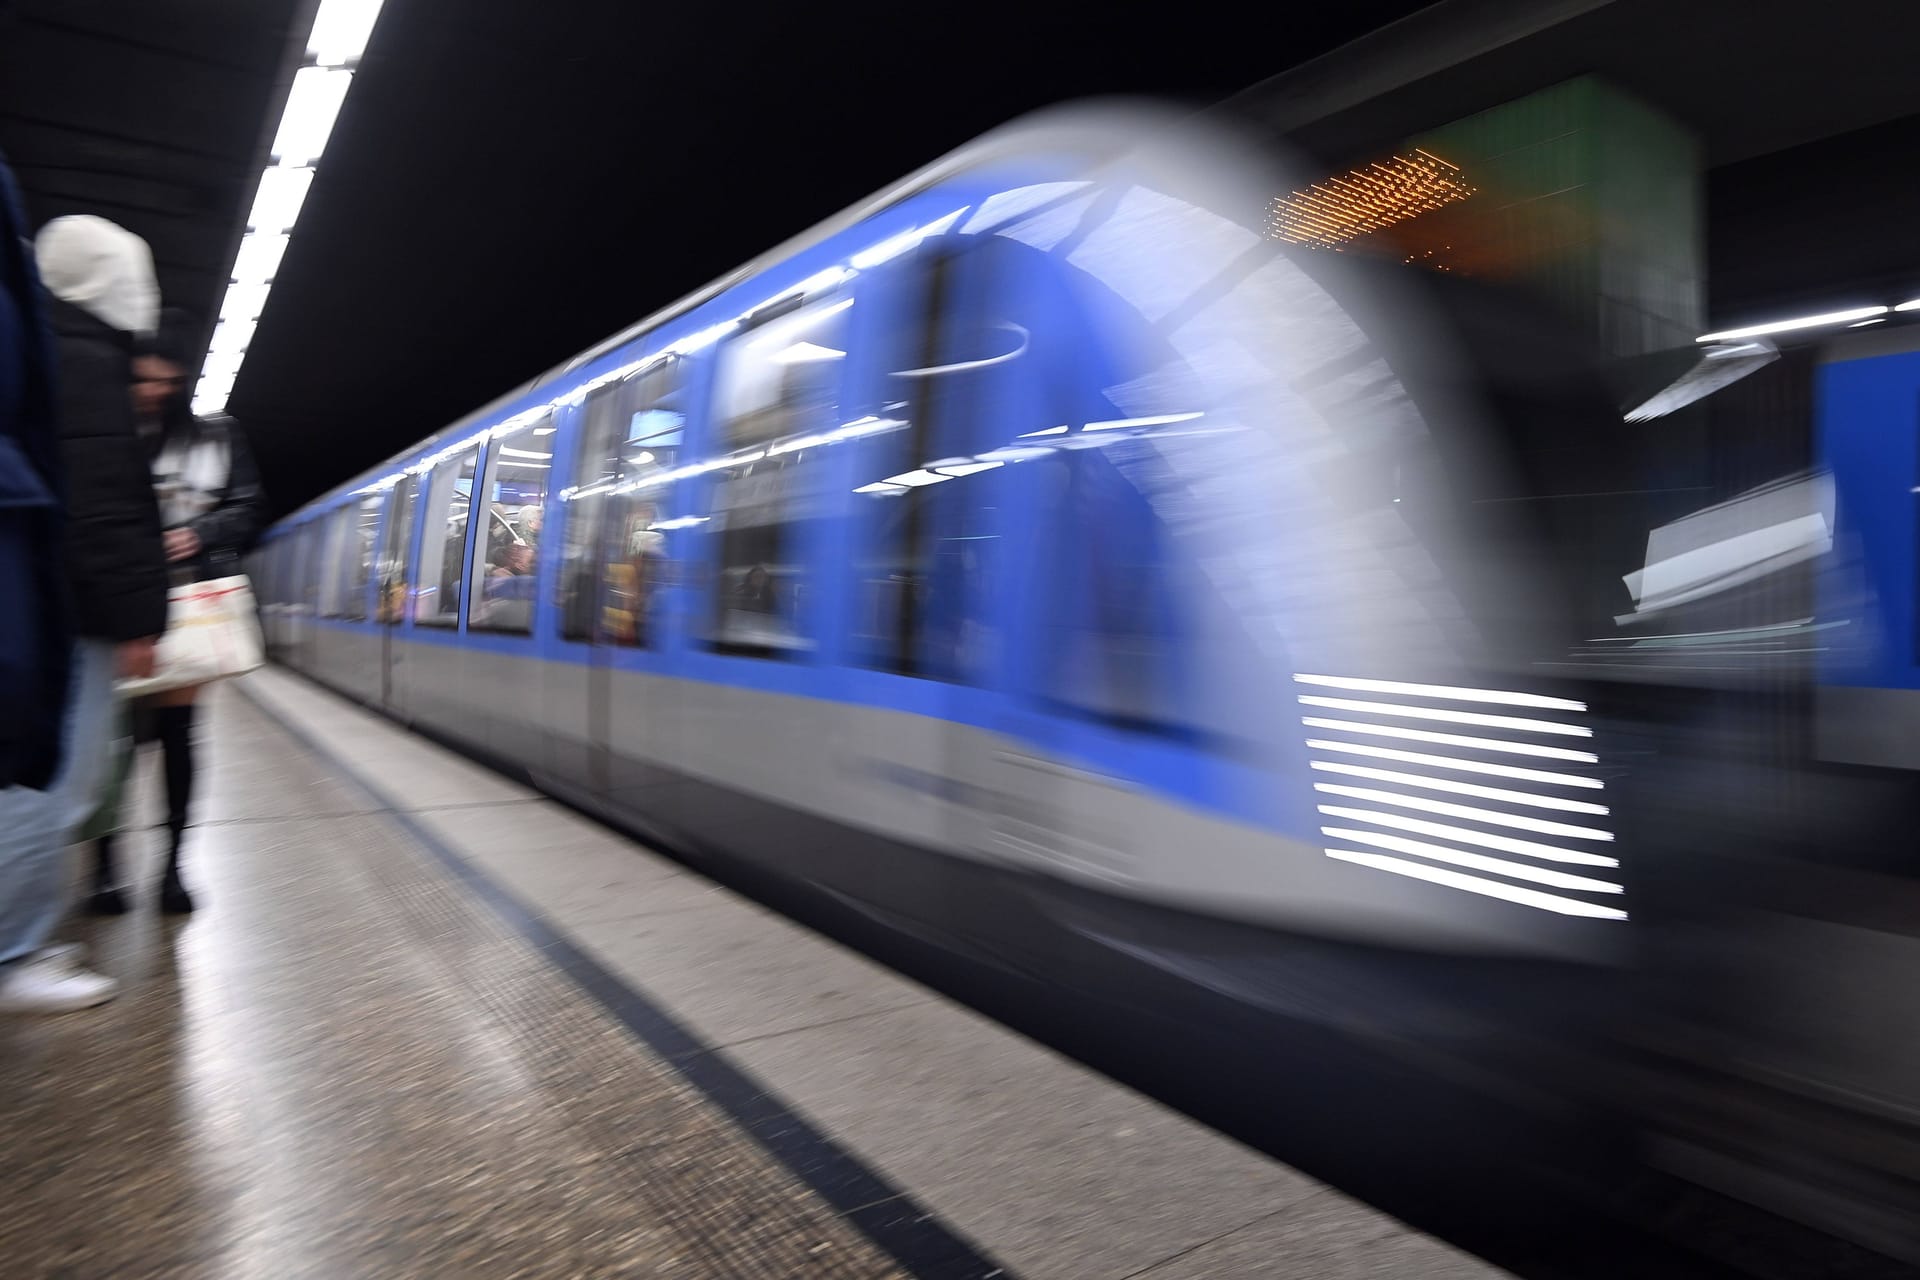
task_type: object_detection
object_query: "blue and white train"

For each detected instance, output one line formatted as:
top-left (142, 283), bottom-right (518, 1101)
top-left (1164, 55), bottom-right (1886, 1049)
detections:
top-left (253, 105), bottom-right (1645, 979)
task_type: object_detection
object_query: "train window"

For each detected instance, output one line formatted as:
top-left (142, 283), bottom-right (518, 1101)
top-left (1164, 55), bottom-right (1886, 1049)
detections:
top-left (558, 362), bottom-right (686, 646)
top-left (704, 294), bottom-right (850, 655)
top-left (469, 415), bottom-right (551, 634)
top-left (413, 447), bottom-right (479, 627)
top-left (316, 507), bottom-right (353, 618)
top-left (333, 493), bottom-right (382, 622)
top-left (375, 475), bottom-right (417, 624)
top-left (847, 244), bottom-right (1017, 682)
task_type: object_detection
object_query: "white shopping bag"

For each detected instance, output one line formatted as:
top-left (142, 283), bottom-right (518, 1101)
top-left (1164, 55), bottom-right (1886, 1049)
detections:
top-left (116, 574), bottom-right (264, 698)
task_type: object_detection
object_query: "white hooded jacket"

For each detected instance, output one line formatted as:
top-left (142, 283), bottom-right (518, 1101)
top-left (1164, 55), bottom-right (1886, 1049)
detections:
top-left (33, 214), bottom-right (159, 337)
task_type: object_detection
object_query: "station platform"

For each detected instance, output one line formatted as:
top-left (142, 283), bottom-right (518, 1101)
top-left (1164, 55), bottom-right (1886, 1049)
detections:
top-left (0, 666), bottom-right (1510, 1279)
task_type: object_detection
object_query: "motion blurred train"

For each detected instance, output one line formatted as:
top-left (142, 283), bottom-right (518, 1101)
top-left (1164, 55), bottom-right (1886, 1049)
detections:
top-left (254, 104), bottom-right (1918, 1256)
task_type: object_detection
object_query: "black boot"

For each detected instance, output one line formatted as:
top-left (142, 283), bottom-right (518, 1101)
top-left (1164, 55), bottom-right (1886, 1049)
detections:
top-left (83, 832), bottom-right (128, 915)
top-left (156, 704), bottom-right (197, 915)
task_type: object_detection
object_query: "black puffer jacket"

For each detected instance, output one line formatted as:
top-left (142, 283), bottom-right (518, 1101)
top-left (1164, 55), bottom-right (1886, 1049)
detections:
top-left (48, 297), bottom-right (168, 640)
top-left (147, 404), bottom-right (266, 581)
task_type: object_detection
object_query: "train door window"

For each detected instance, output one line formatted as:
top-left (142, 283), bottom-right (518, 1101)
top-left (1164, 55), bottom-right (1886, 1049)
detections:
top-left (375, 475), bottom-right (417, 624)
top-left (847, 243), bottom-right (1021, 682)
top-left (316, 507), bottom-right (353, 618)
top-left (704, 293), bottom-right (851, 655)
top-left (559, 361), bottom-right (687, 647)
top-left (413, 447), bottom-right (479, 627)
top-left (468, 415), bottom-right (552, 634)
top-left (334, 493), bottom-right (383, 622)
top-left (301, 520), bottom-right (322, 616)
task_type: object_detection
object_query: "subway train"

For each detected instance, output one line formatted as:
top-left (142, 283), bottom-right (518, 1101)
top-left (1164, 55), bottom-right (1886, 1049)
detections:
top-left (253, 104), bottom-right (1918, 1257)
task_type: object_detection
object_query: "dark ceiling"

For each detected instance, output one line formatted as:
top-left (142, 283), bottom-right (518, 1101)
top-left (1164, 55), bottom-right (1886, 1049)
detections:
top-left (8, 0), bottom-right (1920, 516)
top-left (0, 0), bottom-right (1428, 515)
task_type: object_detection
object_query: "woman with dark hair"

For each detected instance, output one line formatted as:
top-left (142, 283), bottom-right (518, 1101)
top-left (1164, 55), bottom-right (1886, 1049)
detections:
top-left (85, 307), bottom-right (265, 915)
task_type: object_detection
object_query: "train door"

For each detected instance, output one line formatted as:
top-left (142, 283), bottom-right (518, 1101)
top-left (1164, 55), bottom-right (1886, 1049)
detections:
top-left (374, 473), bottom-right (418, 716)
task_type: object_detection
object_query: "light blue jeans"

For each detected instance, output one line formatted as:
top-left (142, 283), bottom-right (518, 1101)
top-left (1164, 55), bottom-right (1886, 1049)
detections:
top-left (0, 640), bottom-right (121, 968)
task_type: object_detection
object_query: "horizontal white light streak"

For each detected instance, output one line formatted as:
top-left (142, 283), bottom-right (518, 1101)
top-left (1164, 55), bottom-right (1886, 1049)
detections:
top-left (1322, 827), bottom-right (1622, 894)
top-left (1297, 695), bottom-right (1591, 737)
top-left (1082, 411), bottom-right (1203, 432)
top-left (770, 340), bottom-right (845, 364)
top-left (1309, 761), bottom-right (1609, 814)
top-left (498, 446), bottom-right (551, 459)
top-left (929, 459), bottom-right (1002, 477)
top-left (849, 209), bottom-right (966, 269)
top-left (1303, 739), bottom-right (1602, 788)
top-left (1300, 717), bottom-right (1598, 762)
top-left (1313, 784), bottom-right (1613, 842)
top-left (1695, 305), bottom-right (1887, 343)
top-left (532, 426), bottom-right (555, 436)
top-left (647, 515), bottom-right (709, 531)
top-left (1326, 849), bottom-right (1627, 920)
top-left (1896, 298), bottom-right (1920, 312)
top-left (877, 468), bottom-right (952, 488)
top-left (1293, 673), bottom-right (1585, 711)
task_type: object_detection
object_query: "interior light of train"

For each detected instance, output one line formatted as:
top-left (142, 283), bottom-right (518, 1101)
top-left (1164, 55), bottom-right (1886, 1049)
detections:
top-left (533, 426), bottom-right (556, 436)
top-left (1316, 804), bottom-right (1619, 867)
top-left (1320, 827), bottom-right (1623, 894)
top-left (667, 320), bottom-right (739, 357)
top-left (1302, 739), bottom-right (1603, 788)
top-left (1308, 761), bottom-right (1609, 815)
top-left (1299, 718), bottom-right (1598, 763)
top-left (976, 446), bottom-right (1056, 463)
top-left (1324, 849), bottom-right (1628, 920)
top-left (631, 450), bottom-right (655, 465)
top-left (497, 447), bottom-right (551, 459)
top-left (1896, 298), bottom-right (1920, 311)
top-left (1292, 673), bottom-right (1586, 711)
top-left (307, 0), bottom-right (387, 66)
top-left (1703, 342), bottom-right (1769, 358)
top-left (1849, 318), bottom-right (1887, 327)
top-left (853, 481), bottom-right (907, 494)
top-left (928, 460), bottom-right (1003, 478)
top-left (647, 515), bottom-right (709, 531)
top-left (1082, 412), bottom-right (1204, 432)
top-left (271, 67), bottom-right (354, 166)
top-left (1313, 783), bottom-right (1614, 842)
top-left (231, 234), bottom-right (290, 286)
top-left (1019, 425), bottom-right (1070, 437)
top-left (1295, 695), bottom-right (1593, 737)
top-left (247, 166), bottom-right (314, 233)
top-left (770, 341), bottom-right (846, 364)
top-left (848, 209), bottom-right (967, 269)
top-left (877, 469), bottom-right (955, 488)
top-left (1695, 305), bottom-right (1887, 343)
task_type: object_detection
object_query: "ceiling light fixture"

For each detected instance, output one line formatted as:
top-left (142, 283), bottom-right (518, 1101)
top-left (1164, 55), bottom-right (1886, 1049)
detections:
top-left (1695, 305), bottom-right (1887, 343)
top-left (192, 0), bottom-right (389, 416)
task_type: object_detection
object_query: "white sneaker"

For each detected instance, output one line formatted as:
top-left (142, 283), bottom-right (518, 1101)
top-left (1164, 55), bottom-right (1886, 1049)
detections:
top-left (0, 952), bottom-right (118, 1013)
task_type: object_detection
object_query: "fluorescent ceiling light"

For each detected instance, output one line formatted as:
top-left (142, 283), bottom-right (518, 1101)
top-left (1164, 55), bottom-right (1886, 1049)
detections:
top-left (248, 166), bottom-right (314, 233)
top-left (853, 481), bottom-right (907, 494)
top-left (1308, 760), bottom-right (1609, 815)
top-left (208, 320), bottom-right (255, 355)
top-left (218, 282), bottom-right (272, 326)
top-left (1849, 318), bottom-right (1886, 328)
top-left (308, 0), bottom-right (387, 65)
top-left (1302, 739), bottom-right (1602, 789)
top-left (1895, 298), bottom-right (1920, 312)
top-left (877, 469), bottom-right (953, 488)
top-left (1083, 412), bottom-right (1203, 432)
top-left (498, 447), bottom-right (551, 459)
top-left (532, 426), bottom-right (556, 436)
top-left (1019, 425), bottom-right (1069, 437)
top-left (1695, 305), bottom-right (1887, 343)
top-left (631, 450), bottom-right (655, 465)
top-left (929, 460), bottom-right (1003, 478)
top-left (200, 350), bottom-right (246, 384)
top-left (231, 233), bottom-right (290, 285)
top-left (1296, 694), bottom-right (1592, 737)
top-left (271, 67), bottom-right (354, 166)
top-left (1313, 782), bottom-right (1613, 842)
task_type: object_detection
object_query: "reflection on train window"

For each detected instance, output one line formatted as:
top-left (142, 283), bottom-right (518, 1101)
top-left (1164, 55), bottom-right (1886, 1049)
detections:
top-left (705, 295), bottom-right (850, 655)
top-left (335, 492), bottom-right (383, 622)
top-left (848, 246), bottom-right (1013, 682)
top-left (316, 507), bottom-right (354, 618)
top-left (413, 447), bottom-right (478, 627)
top-left (469, 415), bottom-right (551, 634)
top-left (558, 361), bottom-right (685, 647)
top-left (375, 474), bottom-right (417, 624)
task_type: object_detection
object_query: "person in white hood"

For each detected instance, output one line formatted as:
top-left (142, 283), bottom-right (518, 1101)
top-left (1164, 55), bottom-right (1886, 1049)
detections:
top-left (0, 215), bottom-right (169, 1014)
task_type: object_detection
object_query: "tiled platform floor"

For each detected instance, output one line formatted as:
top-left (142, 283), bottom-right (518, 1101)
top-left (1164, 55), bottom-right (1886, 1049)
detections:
top-left (0, 670), bottom-right (1509, 1280)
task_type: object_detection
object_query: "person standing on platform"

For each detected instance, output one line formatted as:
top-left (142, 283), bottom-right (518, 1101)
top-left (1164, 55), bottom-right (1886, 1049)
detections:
top-left (85, 307), bottom-right (265, 915)
top-left (0, 213), bottom-right (167, 1013)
